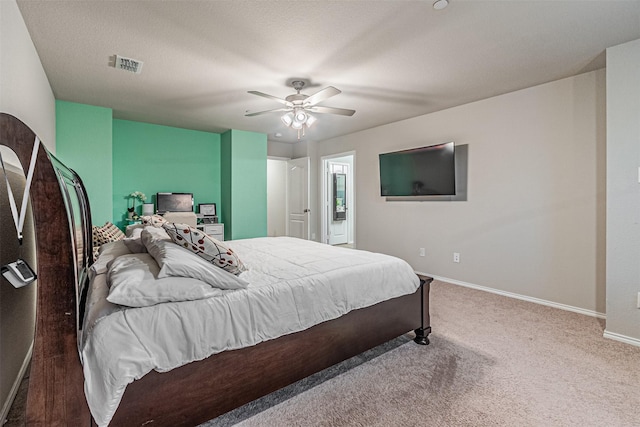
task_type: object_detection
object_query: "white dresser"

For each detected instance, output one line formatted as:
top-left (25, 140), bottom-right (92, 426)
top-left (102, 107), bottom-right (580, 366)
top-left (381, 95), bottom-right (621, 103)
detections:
top-left (196, 223), bottom-right (224, 241)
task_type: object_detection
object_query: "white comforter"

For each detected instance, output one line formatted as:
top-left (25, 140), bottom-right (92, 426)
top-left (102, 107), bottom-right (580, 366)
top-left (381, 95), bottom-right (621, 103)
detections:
top-left (81, 237), bottom-right (419, 426)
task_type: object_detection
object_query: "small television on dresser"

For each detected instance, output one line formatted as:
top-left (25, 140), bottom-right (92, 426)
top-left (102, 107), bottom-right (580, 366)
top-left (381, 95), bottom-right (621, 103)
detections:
top-left (379, 141), bottom-right (456, 197)
top-left (156, 192), bottom-right (193, 214)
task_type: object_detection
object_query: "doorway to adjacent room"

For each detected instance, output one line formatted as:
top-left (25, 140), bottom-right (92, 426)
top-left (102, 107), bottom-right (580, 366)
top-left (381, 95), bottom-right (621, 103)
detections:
top-left (321, 152), bottom-right (355, 247)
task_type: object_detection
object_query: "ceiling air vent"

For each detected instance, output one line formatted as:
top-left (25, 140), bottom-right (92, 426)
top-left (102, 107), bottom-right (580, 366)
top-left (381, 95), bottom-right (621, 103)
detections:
top-left (114, 55), bottom-right (143, 74)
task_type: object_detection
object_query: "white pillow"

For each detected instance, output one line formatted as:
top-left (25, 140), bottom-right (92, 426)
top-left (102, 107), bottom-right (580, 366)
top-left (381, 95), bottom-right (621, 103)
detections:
top-left (107, 253), bottom-right (225, 307)
top-left (125, 223), bottom-right (144, 237)
top-left (122, 226), bottom-right (146, 253)
top-left (142, 225), bottom-right (172, 241)
top-left (142, 230), bottom-right (249, 290)
top-left (91, 240), bottom-right (132, 276)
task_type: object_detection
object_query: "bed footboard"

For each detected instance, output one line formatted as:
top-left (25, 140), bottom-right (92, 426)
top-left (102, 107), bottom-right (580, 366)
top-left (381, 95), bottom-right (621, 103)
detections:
top-left (106, 278), bottom-right (431, 426)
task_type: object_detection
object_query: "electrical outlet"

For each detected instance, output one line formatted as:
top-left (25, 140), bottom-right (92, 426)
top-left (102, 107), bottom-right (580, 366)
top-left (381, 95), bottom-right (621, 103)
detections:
top-left (419, 248), bottom-right (426, 257)
top-left (453, 252), bottom-right (460, 263)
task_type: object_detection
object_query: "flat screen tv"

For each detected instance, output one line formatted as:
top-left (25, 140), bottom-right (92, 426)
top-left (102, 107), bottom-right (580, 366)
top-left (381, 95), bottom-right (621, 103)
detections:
top-left (379, 141), bottom-right (455, 197)
top-left (156, 192), bottom-right (193, 214)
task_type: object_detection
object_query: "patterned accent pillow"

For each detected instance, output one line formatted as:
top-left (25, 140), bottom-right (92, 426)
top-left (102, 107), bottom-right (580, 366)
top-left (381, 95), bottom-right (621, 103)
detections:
top-left (102, 222), bottom-right (125, 240)
top-left (140, 214), bottom-right (167, 227)
top-left (162, 222), bottom-right (246, 276)
top-left (92, 222), bottom-right (124, 246)
top-left (92, 222), bottom-right (125, 261)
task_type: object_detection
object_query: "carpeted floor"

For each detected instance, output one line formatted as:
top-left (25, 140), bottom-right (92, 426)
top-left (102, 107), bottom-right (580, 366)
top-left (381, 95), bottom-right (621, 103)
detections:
top-left (201, 280), bottom-right (640, 427)
top-left (7, 280), bottom-right (640, 426)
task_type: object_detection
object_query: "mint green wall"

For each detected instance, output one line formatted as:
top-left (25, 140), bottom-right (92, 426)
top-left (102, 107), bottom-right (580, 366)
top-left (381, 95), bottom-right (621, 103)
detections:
top-left (221, 130), bottom-right (267, 240)
top-left (112, 120), bottom-right (221, 230)
top-left (55, 103), bottom-right (266, 237)
top-left (55, 100), bottom-right (113, 225)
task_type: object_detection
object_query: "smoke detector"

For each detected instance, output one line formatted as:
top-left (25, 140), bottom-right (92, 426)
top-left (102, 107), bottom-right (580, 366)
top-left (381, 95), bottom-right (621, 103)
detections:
top-left (433, 0), bottom-right (449, 10)
top-left (114, 55), bottom-right (143, 74)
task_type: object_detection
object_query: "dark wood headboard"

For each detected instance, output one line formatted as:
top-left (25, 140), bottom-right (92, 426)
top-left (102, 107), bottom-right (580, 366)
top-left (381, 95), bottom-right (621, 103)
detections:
top-left (0, 113), bottom-right (92, 424)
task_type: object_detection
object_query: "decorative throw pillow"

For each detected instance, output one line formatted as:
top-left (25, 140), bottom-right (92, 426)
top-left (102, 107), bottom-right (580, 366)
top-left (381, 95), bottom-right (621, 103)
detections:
top-left (92, 222), bottom-right (125, 260)
top-left (93, 222), bottom-right (124, 244)
top-left (101, 222), bottom-right (125, 240)
top-left (141, 230), bottom-right (248, 290)
top-left (162, 222), bottom-right (246, 275)
top-left (92, 226), bottom-right (109, 248)
top-left (140, 214), bottom-right (167, 228)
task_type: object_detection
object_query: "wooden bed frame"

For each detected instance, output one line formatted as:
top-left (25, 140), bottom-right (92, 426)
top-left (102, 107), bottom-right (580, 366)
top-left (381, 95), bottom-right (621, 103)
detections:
top-left (1, 113), bottom-right (432, 426)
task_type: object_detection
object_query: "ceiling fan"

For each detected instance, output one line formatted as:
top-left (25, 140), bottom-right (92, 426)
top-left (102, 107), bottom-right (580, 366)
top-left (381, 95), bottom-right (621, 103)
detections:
top-left (245, 79), bottom-right (356, 139)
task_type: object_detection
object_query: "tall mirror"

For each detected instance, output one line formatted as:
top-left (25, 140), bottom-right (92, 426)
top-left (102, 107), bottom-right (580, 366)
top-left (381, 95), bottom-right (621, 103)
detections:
top-left (333, 173), bottom-right (347, 221)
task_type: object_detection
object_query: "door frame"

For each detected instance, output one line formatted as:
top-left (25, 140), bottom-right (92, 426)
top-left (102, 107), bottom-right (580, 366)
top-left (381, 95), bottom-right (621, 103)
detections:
top-left (321, 151), bottom-right (355, 246)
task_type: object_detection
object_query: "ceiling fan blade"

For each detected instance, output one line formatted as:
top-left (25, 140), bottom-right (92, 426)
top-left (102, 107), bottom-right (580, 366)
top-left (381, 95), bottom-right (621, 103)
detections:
top-left (304, 86), bottom-right (341, 106)
top-left (245, 107), bottom-right (290, 117)
top-left (309, 106), bottom-right (356, 116)
top-left (248, 91), bottom-right (294, 108)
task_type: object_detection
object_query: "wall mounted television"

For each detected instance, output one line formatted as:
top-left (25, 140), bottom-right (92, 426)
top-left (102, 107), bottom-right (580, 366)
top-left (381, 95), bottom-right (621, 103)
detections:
top-left (379, 141), bottom-right (456, 197)
top-left (156, 192), bottom-right (194, 214)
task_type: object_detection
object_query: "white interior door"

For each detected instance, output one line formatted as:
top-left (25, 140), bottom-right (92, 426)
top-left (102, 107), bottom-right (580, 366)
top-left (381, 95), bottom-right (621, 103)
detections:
top-left (286, 157), bottom-right (310, 239)
top-left (328, 162), bottom-right (349, 245)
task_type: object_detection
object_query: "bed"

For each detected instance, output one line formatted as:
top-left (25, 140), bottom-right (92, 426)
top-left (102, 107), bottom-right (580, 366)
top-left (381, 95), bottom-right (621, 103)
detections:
top-left (1, 113), bottom-right (432, 426)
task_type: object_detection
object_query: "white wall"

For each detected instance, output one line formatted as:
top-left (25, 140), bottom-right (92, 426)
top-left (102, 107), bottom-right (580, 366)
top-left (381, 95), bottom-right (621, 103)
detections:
top-left (0, 0), bottom-right (56, 150)
top-left (605, 38), bottom-right (640, 344)
top-left (267, 140), bottom-right (294, 159)
top-left (313, 70), bottom-right (606, 316)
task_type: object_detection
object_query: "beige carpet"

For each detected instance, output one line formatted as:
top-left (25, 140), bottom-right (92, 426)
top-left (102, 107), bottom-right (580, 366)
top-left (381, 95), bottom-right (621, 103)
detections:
top-left (204, 280), bottom-right (640, 427)
top-left (8, 280), bottom-right (640, 426)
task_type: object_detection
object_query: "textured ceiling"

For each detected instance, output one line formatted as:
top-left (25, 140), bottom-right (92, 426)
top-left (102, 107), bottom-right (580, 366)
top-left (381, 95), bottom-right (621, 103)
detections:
top-left (16, 0), bottom-right (640, 144)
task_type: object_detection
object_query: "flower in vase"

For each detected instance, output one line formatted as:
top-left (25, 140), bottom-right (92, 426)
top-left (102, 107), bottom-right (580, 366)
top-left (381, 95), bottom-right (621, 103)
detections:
top-left (127, 191), bottom-right (146, 219)
top-left (130, 191), bottom-right (146, 202)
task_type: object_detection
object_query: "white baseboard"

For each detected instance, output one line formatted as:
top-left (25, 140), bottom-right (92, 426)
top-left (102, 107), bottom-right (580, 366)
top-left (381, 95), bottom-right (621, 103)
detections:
top-left (603, 330), bottom-right (640, 348)
top-left (418, 272), bottom-right (607, 320)
top-left (1, 341), bottom-right (33, 424)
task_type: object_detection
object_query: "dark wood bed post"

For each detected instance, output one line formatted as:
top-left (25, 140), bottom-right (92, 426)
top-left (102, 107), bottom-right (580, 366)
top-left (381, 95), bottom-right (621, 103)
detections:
top-left (414, 274), bottom-right (433, 345)
top-left (0, 114), bottom-right (91, 425)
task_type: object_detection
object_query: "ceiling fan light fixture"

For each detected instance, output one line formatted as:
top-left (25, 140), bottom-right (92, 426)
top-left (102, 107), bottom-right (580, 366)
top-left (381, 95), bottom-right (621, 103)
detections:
top-left (248, 80), bottom-right (355, 141)
top-left (305, 114), bottom-right (317, 128)
top-left (281, 112), bottom-right (294, 126)
top-left (295, 111), bottom-right (307, 122)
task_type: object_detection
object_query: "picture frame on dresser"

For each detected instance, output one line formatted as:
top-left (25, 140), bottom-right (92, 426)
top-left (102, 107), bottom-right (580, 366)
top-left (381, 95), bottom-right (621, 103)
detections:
top-left (199, 203), bottom-right (216, 216)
